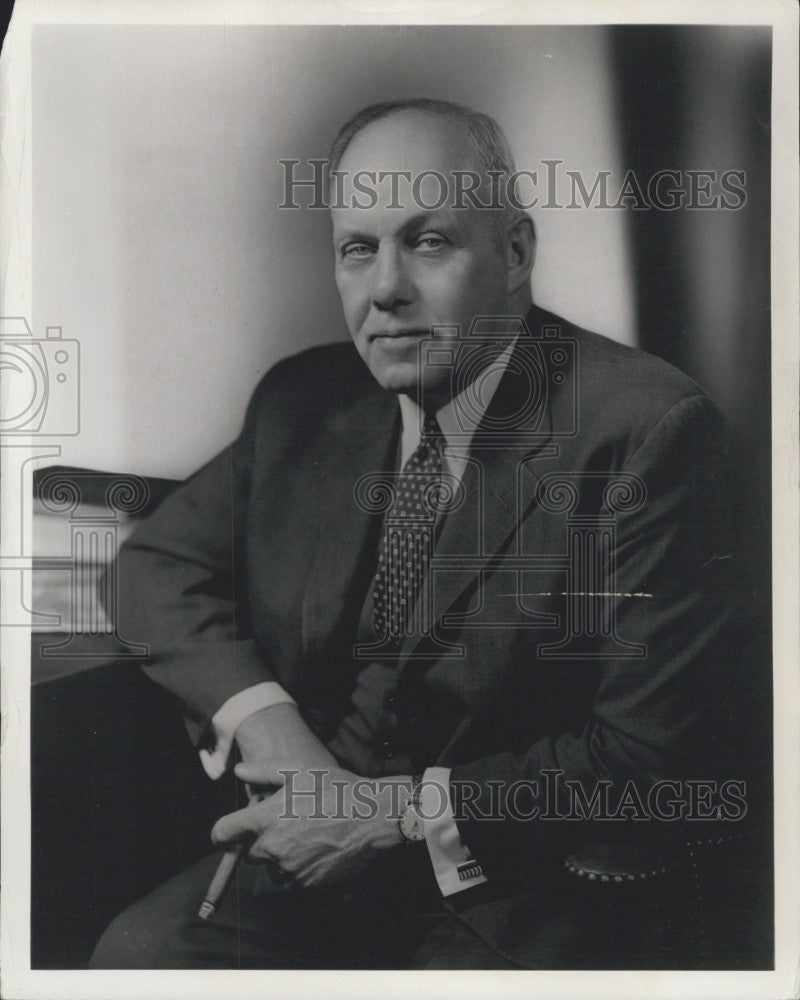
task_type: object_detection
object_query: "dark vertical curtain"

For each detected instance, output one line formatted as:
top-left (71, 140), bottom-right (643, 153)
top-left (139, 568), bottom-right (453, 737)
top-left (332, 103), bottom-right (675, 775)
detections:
top-left (610, 24), bottom-right (773, 965)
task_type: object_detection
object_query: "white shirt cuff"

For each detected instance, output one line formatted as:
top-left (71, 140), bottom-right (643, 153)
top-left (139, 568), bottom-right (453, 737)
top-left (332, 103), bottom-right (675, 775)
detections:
top-left (198, 681), bottom-right (296, 779)
top-left (420, 766), bottom-right (488, 896)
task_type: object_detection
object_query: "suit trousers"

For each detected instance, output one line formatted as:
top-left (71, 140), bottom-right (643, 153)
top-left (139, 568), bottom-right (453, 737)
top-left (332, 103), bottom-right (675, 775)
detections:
top-left (88, 849), bottom-right (519, 969)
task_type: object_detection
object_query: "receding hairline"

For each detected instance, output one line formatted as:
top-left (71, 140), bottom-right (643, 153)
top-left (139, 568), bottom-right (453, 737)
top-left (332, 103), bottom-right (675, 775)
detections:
top-left (327, 98), bottom-right (517, 176)
top-left (326, 99), bottom-right (527, 238)
top-left (331, 108), bottom-right (480, 172)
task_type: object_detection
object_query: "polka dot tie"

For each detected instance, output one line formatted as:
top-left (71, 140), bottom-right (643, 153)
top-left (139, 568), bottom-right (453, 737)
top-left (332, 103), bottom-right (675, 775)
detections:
top-left (372, 414), bottom-right (445, 646)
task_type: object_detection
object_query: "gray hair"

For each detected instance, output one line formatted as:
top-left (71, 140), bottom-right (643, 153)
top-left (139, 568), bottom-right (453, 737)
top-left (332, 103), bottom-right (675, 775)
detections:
top-left (327, 98), bottom-right (526, 232)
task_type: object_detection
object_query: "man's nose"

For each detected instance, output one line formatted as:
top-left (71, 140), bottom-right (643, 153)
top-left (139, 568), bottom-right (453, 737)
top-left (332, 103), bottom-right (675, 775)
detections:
top-left (371, 246), bottom-right (413, 312)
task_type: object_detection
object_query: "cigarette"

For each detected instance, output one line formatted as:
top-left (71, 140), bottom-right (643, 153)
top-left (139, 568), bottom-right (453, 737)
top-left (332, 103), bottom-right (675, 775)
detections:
top-left (198, 843), bottom-right (244, 920)
top-left (198, 784), bottom-right (264, 920)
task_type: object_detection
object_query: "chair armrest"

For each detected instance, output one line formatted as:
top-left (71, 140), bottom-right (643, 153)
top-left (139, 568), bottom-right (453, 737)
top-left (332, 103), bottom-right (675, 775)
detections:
top-left (564, 831), bottom-right (746, 886)
top-left (565, 841), bottom-right (684, 884)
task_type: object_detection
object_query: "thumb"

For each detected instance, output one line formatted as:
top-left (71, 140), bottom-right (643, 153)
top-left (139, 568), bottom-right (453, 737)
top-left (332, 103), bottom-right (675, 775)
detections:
top-left (211, 804), bottom-right (259, 847)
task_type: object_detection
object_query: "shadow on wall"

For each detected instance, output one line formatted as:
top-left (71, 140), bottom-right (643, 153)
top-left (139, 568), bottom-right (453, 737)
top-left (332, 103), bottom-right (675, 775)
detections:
top-left (612, 24), bottom-right (773, 966)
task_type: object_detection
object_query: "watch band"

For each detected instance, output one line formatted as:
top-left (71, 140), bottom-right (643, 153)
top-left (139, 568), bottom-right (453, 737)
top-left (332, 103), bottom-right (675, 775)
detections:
top-left (397, 774), bottom-right (425, 843)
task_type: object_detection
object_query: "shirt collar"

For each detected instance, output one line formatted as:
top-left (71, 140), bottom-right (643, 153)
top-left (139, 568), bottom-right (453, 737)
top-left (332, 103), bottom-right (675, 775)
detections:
top-left (397, 335), bottom-right (519, 464)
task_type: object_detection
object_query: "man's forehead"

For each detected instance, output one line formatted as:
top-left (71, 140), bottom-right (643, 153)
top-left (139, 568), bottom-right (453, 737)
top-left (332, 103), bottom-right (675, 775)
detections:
top-left (335, 111), bottom-right (481, 177)
top-left (330, 111), bottom-right (500, 227)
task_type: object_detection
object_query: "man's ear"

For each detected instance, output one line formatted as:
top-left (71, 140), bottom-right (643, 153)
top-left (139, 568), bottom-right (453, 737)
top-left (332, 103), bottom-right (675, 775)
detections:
top-left (505, 215), bottom-right (536, 295)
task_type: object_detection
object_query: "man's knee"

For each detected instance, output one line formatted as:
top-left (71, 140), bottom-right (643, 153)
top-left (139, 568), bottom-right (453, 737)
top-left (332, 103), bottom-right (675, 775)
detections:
top-left (89, 852), bottom-right (225, 969)
top-left (89, 898), bottom-right (172, 969)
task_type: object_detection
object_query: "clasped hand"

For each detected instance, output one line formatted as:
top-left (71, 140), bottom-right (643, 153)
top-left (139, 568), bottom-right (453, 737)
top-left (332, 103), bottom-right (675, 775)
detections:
top-left (211, 760), bottom-right (409, 888)
top-left (210, 703), bottom-right (410, 889)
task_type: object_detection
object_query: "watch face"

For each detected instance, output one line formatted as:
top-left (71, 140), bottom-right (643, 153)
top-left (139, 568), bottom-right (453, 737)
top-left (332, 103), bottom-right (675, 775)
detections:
top-left (400, 804), bottom-right (426, 842)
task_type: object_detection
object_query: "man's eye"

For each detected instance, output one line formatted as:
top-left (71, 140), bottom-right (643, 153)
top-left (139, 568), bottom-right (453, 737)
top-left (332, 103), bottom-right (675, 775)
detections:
top-left (413, 234), bottom-right (448, 251)
top-left (340, 243), bottom-right (374, 258)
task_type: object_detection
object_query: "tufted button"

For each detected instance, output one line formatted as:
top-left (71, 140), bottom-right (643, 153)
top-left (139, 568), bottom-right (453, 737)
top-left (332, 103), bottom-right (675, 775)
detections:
top-left (408, 716), bottom-right (419, 727)
top-left (381, 740), bottom-right (395, 759)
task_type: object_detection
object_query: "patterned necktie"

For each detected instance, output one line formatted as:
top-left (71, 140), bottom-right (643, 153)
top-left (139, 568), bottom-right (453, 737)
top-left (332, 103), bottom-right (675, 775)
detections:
top-left (372, 413), bottom-right (445, 646)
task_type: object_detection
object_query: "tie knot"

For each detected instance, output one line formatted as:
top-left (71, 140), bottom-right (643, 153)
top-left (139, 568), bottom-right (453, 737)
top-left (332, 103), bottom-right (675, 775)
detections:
top-left (422, 413), bottom-right (442, 441)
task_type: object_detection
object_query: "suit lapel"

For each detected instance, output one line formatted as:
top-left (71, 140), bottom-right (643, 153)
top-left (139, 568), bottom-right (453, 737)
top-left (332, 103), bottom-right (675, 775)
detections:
top-left (300, 307), bottom-right (573, 663)
top-left (399, 324), bottom-right (560, 660)
top-left (300, 383), bottom-right (400, 661)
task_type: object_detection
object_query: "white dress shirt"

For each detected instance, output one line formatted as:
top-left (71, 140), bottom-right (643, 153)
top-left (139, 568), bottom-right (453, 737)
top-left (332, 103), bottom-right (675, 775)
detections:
top-left (200, 337), bottom-right (518, 895)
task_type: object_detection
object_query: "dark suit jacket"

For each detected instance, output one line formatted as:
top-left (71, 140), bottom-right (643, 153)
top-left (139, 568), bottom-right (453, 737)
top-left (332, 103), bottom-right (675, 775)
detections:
top-left (115, 304), bottom-right (742, 967)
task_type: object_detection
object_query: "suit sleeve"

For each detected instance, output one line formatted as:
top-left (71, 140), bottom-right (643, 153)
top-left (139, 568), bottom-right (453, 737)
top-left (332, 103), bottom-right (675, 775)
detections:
top-left (110, 380), bottom-right (274, 746)
top-left (449, 393), bottom-right (741, 876)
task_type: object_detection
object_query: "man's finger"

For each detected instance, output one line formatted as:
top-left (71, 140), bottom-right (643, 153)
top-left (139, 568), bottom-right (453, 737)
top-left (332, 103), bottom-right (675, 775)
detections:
top-left (211, 805), bottom-right (262, 847)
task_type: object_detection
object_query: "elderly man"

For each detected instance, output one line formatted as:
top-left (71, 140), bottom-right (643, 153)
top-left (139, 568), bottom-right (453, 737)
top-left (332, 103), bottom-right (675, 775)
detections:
top-left (90, 98), bottom-right (738, 969)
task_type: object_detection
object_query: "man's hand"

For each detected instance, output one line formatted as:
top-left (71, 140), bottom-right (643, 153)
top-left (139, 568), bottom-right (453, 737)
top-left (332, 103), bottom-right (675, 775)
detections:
top-left (233, 702), bottom-right (339, 790)
top-left (211, 762), bottom-right (413, 889)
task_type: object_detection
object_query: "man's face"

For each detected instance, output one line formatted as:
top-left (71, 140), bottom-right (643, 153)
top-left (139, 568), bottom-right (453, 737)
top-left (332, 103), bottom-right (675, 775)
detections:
top-left (331, 113), bottom-right (512, 405)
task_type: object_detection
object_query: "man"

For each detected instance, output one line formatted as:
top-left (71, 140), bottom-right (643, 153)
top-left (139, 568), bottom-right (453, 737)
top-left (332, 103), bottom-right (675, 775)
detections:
top-left (90, 98), bottom-right (739, 969)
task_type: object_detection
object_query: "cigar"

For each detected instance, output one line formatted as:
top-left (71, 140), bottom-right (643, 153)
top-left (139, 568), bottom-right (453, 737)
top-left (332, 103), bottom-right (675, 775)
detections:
top-left (199, 784), bottom-right (264, 920)
top-left (198, 844), bottom-right (244, 920)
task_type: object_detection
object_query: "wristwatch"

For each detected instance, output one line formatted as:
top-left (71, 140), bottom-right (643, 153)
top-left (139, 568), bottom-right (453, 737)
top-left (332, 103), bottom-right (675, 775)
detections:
top-left (397, 774), bottom-right (426, 843)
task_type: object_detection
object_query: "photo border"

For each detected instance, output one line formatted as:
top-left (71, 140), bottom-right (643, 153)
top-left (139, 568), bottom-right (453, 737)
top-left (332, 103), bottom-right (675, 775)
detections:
top-left (1, 2), bottom-right (797, 998)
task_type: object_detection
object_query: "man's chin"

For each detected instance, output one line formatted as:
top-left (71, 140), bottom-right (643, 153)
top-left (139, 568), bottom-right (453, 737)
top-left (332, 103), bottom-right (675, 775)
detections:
top-left (366, 358), bottom-right (422, 396)
top-left (368, 364), bottom-right (448, 403)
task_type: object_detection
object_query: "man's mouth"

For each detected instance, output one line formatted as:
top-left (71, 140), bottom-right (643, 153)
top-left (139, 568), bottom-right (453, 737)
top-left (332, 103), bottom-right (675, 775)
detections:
top-left (368, 328), bottom-right (430, 342)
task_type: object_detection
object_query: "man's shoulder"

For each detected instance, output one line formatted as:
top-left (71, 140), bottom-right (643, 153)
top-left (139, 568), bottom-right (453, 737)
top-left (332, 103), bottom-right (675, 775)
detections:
top-left (525, 307), bottom-right (725, 464)
top-left (543, 311), bottom-right (707, 404)
top-left (249, 340), bottom-right (376, 414)
top-left (262, 339), bottom-right (369, 386)
top-left (534, 308), bottom-right (717, 431)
